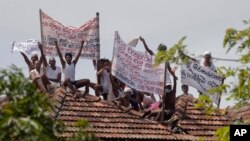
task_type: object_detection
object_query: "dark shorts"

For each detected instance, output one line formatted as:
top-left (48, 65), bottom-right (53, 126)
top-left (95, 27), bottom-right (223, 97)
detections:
top-left (71, 81), bottom-right (77, 86)
top-left (61, 80), bottom-right (77, 87)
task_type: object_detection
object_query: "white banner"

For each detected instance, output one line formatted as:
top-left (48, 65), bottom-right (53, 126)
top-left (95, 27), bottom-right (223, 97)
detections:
top-left (111, 31), bottom-right (165, 95)
top-left (181, 61), bottom-right (223, 105)
top-left (11, 39), bottom-right (39, 55)
top-left (40, 10), bottom-right (100, 59)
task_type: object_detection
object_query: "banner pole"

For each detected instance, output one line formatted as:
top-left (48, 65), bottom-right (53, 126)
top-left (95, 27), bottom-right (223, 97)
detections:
top-left (161, 62), bottom-right (167, 122)
top-left (96, 12), bottom-right (101, 84)
top-left (39, 9), bottom-right (44, 47)
top-left (111, 31), bottom-right (118, 74)
top-left (217, 94), bottom-right (221, 108)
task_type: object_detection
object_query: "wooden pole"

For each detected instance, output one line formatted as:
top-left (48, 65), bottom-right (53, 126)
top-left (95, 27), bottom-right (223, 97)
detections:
top-left (161, 62), bottom-right (167, 122)
top-left (39, 9), bottom-right (44, 46)
top-left (96, 12), bottom-right (101, 84)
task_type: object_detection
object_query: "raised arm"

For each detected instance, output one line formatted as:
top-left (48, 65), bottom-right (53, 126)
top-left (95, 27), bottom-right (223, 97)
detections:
top-left (167, 63), bottom-right (178, 80)
top-left (73, 41), bottom-right (84, 65)
top-left (54, 41), bottom-right (65, 68)
top-left (139, 36), bottom-right (154, 56)
top-left (20, 52), bottom-right (31, 67)
top-left (92, 59), bottom-right (97, 70)
top-left (38, 42), bottom-right (48, 67)
top-left (171, 70), bottom-right (177, 93)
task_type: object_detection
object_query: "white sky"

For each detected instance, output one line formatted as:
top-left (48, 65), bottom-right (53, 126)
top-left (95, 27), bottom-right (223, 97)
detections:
top-left (1, 0), bottom-right (249, 108)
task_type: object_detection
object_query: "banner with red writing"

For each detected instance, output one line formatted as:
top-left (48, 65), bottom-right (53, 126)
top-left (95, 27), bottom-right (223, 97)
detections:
top-left (111, 31), bottom-right (165, 95)
top-left (39, 9), bottom-right (100, 59)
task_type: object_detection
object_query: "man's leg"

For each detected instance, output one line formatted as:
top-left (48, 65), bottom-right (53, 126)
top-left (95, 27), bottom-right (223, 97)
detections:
top-left (75, 79), bottom-right (90, 95)
top-left (63, 79), bottom-right (78, 98)
top-left (89, 82), bottom-right (102, 96)
top-left (34, 78), bottom-right (48, 93)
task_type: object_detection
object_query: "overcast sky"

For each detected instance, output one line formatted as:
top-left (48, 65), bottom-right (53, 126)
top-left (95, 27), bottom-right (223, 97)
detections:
top-left (1, 0), bottom-right (249, 108)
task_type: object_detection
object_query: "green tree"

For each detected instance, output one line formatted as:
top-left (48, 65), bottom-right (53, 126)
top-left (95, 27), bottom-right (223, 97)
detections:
top-left (214, 20), bottom-right (250, 141)
top-left (222, 20), bottom-right (250, 107)
top-left (0, 65), bottom-right (63, 141)
top-left (0, 65), bottom-right (98, 141)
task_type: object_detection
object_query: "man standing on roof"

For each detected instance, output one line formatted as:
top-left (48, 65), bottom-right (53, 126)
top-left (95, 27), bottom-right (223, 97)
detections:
top-left (155, 68), bottom-right (177, 122)
top-left (201, 51), bottom-right (216, 71)
top-left (139, 36), bottom-right (176, 86)
top-left (54, 40), bottom-right (90, 98)
top-left (188, 51), bottom-right (216, 71)
top-left (96, 59), bottom-right (112, 100)
top-left (39, 43), bottom-right (61, 87)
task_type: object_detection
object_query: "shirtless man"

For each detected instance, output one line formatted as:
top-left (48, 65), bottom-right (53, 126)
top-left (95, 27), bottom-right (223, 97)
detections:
top-left (20, 45), bottom-right (43, 74)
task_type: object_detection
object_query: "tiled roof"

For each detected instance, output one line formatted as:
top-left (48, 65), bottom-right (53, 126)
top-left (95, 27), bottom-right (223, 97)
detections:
top-left (168, 94), bottom-right (231, 141)
top-left (227, 105), bottom-right (250, 121)
top-left (51, 88), bottom-right (231, 141)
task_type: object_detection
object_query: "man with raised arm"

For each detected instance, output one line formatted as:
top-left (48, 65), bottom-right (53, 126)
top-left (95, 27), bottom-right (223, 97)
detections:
top-left (20, 45), bottom-right (43, 75)
top-left (39, 43), bottom-right (61, 87)
top-left (54, 40), bottom-right (90, 98)
top-left (139, 36), bottom-right (176, 85)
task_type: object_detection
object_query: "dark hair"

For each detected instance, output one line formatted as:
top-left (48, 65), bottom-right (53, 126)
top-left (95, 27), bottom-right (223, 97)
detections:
top-left (65, 52), bottom-right (72, 58)
top-left (103, 59), bottom-right (110, 64)
top-left (181, 85), bottom-right (188, 88)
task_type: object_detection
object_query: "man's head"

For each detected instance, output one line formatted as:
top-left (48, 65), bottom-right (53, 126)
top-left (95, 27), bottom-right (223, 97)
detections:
top-left (65, 52), bottom-right (73, 64)
top-left (103, 59), bottom-right (111, 68)
top-left (204, 51), bottom-right (212, 62)
top-left (157, 43), bottom-right (167, 51)
top-left (114, 77), bottom-right (122, 87)
top-left (34, 60), bottom-right (40, 70)
top-left (165, 85), bottom-right (172, 93)
top-left (49, 57), bottom-right (56, 67)
top-left (124, 87), bottom-right (133, 96)
top-left (181, 84), bottom-right (189, 94)
top-left (31, 52), bottom-right (38, 62)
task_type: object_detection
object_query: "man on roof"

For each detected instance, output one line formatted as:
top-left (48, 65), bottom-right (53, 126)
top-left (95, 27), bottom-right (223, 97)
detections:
top-left (39, 43), bottom-right (61, 87)
top-left (20, 44), bottom-right (43, 76)
top-left (54, 40), bottom-right (91, 98)
top-left (139, 36), bottom-right (176, 86)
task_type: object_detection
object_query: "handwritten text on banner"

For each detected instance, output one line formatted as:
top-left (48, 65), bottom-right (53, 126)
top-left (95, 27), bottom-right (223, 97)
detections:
top-left (181, 61), bottom-right (223, 105)
top-left (40, 10), bottom-right (99, 59)
top-left (111, 31), bottom-right (165, 95)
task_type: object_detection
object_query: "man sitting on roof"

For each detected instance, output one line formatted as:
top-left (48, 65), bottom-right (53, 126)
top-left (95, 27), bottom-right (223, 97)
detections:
top-left (20, 44), bottom-right (43, 77)
top-left (112, 87), bottom-right (132, 111)
top-left (55, 40), bottom-right (91, 98)
top-left (30, 60), bottom-right (50, 93)
top-left (39, 43), bottom-right (61, 88)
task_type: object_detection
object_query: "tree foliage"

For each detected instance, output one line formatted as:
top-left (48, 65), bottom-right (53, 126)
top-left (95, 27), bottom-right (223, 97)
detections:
top-left (222, 20), bottom-right (250, 107)
top-left (0, 65), bottom-right (98, 141)
top-left (214, 20), bottom-right (250, 141)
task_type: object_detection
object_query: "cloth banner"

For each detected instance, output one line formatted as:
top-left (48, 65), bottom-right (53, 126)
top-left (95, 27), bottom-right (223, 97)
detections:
top-left (11, 39), bottom-right (39, 55)
top-left (111, 31), bottom-right (165, 95)
top-left (180, 61), bottom-right (223, 105)
top-left (40, 10), bottom-right (99, 59)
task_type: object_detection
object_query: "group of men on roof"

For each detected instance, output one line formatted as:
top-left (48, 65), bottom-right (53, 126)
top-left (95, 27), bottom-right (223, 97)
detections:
top-left (20, 36), bottom-right (218, 122)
